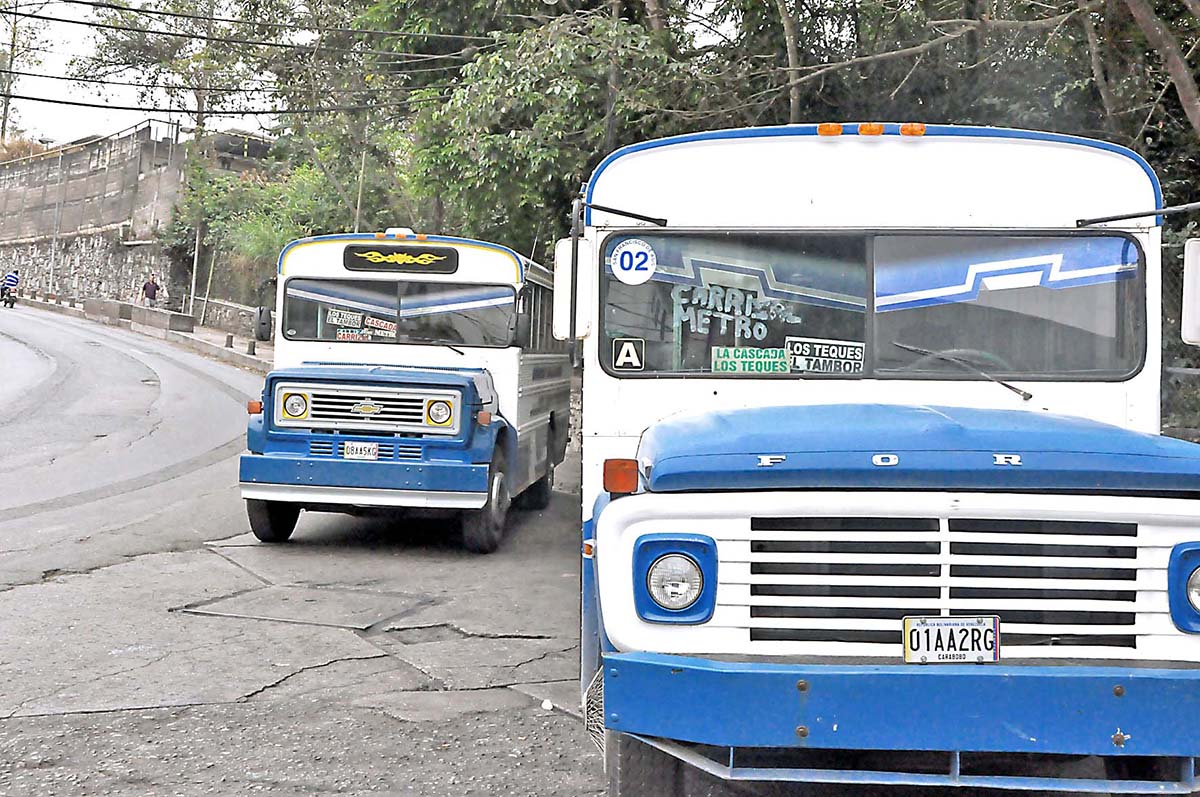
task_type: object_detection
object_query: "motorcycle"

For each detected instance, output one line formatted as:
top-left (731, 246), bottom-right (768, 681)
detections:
top-left (1, 286), bottom-right (15, 308)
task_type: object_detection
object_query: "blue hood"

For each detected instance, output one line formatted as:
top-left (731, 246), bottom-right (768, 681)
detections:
top-left (638, 404), bottom-right (1200, 494)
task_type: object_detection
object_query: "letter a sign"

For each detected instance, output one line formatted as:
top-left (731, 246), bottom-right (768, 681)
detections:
top-left (612, 338), bottom-right (645, 371)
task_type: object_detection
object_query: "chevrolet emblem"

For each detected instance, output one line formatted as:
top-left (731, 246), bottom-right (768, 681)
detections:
top-left (350, 401), bottom-right (383, 416)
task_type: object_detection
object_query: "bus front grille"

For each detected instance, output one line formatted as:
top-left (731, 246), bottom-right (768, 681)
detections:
top-left (744, 516), bottom-right (1141, 651)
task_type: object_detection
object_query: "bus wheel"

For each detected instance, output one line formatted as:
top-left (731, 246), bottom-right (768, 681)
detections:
top-left (246, 499), bottom-right (300, 543)
top-left (519, 443), bottom-right (554, 511)
top-left (605, 731), bottom-right (681, 797)
top-left (463, 451), bottom-right (510, 553)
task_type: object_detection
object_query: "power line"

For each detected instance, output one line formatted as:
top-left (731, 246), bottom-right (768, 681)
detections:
top-left (0, 66), bottom-right (454, 94)
top-left (0, 8), bottom-right (483, 61)
top-left (0, 90), bottom-right (448, 114)
top-left (48, 0), bottom-right (496, 42)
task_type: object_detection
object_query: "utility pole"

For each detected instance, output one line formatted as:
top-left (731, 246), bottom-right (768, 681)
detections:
top-left (1, 0), bottom-right (20, 141)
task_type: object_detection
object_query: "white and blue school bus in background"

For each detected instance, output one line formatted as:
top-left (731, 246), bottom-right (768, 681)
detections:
top-left (555, 123), bottom-right (1200, 793)
top-left (240, 229), bottom-right (570, 553)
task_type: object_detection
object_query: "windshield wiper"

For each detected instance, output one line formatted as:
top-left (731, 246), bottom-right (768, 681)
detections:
top-left (891, 341), bottom-right (1033, 402)
top-left (408, 337), bottom-right (465, 355)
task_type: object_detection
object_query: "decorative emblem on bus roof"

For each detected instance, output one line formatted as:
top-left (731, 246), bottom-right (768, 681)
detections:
top-left (354, 251), bottom-right (447, 266)
top-left (350, 401), bottom-right (383, 416)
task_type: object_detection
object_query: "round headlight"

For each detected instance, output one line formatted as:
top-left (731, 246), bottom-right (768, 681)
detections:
top-left (427, 400), bottom-right (452, 425)
top-left (647, 554), bottom-right (703, 611)
top-left (1188, 568), bottom-right (1200, 612)
top-left (283, 393), bottom-right (308, 418)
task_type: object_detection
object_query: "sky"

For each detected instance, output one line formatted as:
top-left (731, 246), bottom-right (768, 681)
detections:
top-left (10, 1), bottom-right (265, 144)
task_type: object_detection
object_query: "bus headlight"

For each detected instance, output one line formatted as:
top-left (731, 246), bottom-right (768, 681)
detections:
top-left (426, 399), bottom-right (453, 426)
top-left (1188, 568), bottom-right (1200, 612)
top-left (647, 554), bottom-right (703, 611)
top-left (282, 392), bottom-right (309, 418)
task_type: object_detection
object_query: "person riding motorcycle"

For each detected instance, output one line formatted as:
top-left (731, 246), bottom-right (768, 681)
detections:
top-left (1, 269), bottom-right (17, 308)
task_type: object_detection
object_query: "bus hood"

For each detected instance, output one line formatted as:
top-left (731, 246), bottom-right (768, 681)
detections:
top-left (637, 404), bottom-right (1200, 494)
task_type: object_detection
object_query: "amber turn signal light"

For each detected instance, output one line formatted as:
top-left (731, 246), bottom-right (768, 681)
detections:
top-left (477, 410), bottom-right (492, 426)
top-left (247, 400), bottom-right (263, 414)
top-left (858, 122), bottom-right (885, 136)
top-left (604, 458), bottom-right (639, 495)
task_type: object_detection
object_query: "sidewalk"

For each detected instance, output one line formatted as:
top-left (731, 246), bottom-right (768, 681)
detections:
top-left (16, 294), bottom-right (273, 375)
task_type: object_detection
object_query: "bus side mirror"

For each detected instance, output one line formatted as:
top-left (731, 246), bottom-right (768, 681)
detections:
top-left (254, 306), bottom-right (273, 341)
top-left (1184, 240), bottom-right (1200, 345)
top-left (553, 237), bottom-right (592, 340)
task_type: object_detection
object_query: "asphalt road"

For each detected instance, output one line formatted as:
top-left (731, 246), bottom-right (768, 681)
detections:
top-left (0, 306), bottom-right (602, 795)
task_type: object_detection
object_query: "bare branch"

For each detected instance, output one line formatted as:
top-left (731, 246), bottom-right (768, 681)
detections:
top-left (1124, 0), bottom-right (1200, 140)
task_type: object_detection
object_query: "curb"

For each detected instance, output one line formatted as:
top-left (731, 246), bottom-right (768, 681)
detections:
top-left (22, 296), bottom-right (272, 376)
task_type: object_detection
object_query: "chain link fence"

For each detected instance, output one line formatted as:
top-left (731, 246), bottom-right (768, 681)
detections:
top-left (1161, 229), bottom-right (1200, 439)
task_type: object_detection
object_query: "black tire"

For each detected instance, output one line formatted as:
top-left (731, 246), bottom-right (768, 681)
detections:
top-left (246, 499), bottom-right (300, 543)
top-left (606, 731), bottom-right (682, 797)
top-left (520, 470), bottom-right (553, 510)
top-left (462, 450), bottom-right (510, 553)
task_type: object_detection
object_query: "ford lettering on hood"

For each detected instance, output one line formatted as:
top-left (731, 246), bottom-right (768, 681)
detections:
top-left (637, 404), bottom-right (1200, 494)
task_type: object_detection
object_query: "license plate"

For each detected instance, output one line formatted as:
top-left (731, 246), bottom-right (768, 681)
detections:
top-left (903, 616), bottom-right (1000, 664)
top-left (343, 441), bottom-right (379, 461)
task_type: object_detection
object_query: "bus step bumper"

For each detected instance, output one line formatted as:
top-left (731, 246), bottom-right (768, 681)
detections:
top-left (601, 651), bottom-right (1200, 791)
top-left (239, 453), bottom-right (489, 508)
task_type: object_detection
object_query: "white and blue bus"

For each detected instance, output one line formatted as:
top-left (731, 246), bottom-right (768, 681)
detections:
top-left (240, 229), bottom-right (570, 553)
top-left (556, 123), bottom-right (1200, 793)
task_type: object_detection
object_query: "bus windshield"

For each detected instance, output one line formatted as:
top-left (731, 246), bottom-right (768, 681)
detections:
top-left (283, 279), bottom-right (516, 347)
top-left (600, 231), bottom-right (1144, 379)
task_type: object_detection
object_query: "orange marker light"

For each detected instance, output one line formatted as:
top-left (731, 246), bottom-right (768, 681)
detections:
top-left (477, 410), bottom-right (492, 426)
top-left (858, 123), bottom-right (885, 136)
top-left (603, 458), bottom-right (639, 495)
top-left (416, 234), bottom-right (428, 241)
top-left (817, 122), bottom-right (843, 136)
top-left (900, 122), bottom-right (926, 136)
top-left (247, 400), bottom-right (263, 415)
top-left (582, 541), bottom-right (595, 557)
top-left (374, 232), bottom-right (386, 239)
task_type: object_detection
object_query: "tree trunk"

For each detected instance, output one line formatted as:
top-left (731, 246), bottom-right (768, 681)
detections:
top-left (1123, 0), bottom-right (1200, 139)
top-left (1077, 0), bottom-right (1118, 128)
top-left (643, 0), bottom-right (666, 32)
top-left (775, 0), bottom-right (802, 124)
top-left (603, 0), bottom-right (620, 153)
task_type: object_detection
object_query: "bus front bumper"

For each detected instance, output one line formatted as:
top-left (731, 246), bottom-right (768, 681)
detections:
top-left (238, 453), bottom-right (489, 509)
top-left (601, 651), bottom-right (1200, 791)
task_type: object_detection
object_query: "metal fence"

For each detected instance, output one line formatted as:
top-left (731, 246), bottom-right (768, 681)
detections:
top-left (1161, 231), bottom-right (1200, 438)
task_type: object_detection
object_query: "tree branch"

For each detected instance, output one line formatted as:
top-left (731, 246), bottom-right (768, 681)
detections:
top-left (1123, 0), bottom-right (1200, 140)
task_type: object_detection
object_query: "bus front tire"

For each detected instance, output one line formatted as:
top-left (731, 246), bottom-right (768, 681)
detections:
top-left (605, 731), bottom-right (682, 797)
top-left (463, 453), bottom-right (510, 553)
top-left (247, 499), bottom-right (300, 543)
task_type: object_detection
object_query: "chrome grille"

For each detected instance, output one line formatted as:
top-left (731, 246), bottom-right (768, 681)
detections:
top-left (746, 516), bottom-right (1140, 649)
top-left (273, 382), bottom-right (459, 435)
top-left (311, 393), bottom-right (424, 425)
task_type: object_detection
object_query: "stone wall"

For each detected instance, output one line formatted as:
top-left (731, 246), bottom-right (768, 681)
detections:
top-left (0, 230), bottom-right (176, 306)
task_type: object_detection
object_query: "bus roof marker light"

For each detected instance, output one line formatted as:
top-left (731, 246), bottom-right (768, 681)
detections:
top-left (900, 122), bottom-right (926, 136)
top-left (817, 122), bottom-right (843, 136)
top-left (858, 123), bottom-right (885, 136)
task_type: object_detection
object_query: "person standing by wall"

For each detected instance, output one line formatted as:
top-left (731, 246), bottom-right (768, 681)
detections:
top-left (141, 274), bottom-right (160, 308)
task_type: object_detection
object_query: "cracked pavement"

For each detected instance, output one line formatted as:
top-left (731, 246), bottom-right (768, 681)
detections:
top-left (0, 307), bottom-right (602, 795)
